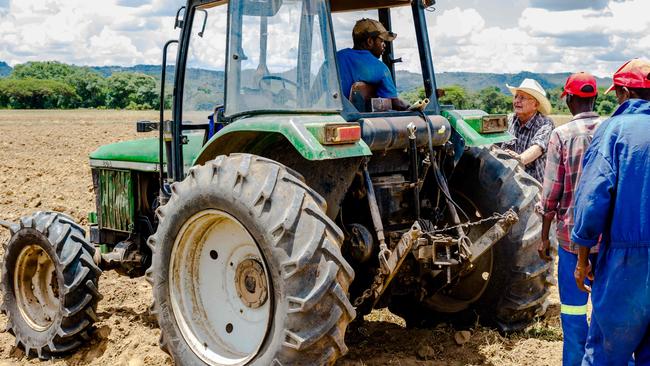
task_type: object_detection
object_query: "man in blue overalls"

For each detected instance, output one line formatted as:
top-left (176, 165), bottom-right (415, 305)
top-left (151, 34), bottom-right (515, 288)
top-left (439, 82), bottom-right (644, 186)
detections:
top-left (572, 59), bottom-right (650, 365)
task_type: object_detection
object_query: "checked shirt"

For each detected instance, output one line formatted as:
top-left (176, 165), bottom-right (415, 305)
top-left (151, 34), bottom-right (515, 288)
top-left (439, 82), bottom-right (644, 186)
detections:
top-left (502, 112), bottom-right (554, 182)
top-left (538, 111), bottom-right (601, 253)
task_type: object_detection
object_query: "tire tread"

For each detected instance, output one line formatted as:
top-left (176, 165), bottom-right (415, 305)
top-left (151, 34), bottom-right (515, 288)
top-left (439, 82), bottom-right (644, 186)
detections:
top-left (149, 154), bottom-right (354, 365)
top-left (1, 212), bottom-right (102, 359)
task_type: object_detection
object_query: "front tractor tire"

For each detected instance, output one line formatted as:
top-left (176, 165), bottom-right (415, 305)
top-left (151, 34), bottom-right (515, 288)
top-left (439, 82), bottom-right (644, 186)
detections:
top-left (1, 212), bottom-right (102, 359)
top-left (147, 154), bottom-right (356, 366)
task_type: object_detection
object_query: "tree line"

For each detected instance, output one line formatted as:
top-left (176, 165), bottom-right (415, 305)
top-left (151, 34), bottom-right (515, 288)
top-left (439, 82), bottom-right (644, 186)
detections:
top-left (1, 61), bottom-right (620, 115)
top-left (401, 85), bottom-right (619, 116)
top-left (0, 61), bottom-right (159, 109)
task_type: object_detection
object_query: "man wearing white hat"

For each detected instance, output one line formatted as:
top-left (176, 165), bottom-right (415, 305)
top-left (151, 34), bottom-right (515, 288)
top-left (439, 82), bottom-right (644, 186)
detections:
top-left (502, 78), bottom-right (554, 182)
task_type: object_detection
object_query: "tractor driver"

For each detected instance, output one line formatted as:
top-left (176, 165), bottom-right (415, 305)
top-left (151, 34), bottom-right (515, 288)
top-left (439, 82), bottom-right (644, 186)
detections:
top-left (336, 18), bottom-right (410, 111)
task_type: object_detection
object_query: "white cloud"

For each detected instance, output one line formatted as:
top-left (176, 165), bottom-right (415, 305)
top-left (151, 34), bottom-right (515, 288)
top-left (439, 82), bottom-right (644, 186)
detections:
top-left (418, 0), bottom-right (650, 77)
top-left (421, 8), bottom-right (549, 74)
top-left (0, 0), bottom-right (648, 80)
top-left (433, 7), bottom-right (485, 39)
top-left (0, 0), bottom-right (179, 66)
top-left (520, 1), bottom-right (650, 37)
top-left (89, 28), bottom-right (140, 65)
top-left (520, 8), bottom-right (604, 36)
top-left (598, 0), bottom-right (650, 33)
top-left (529, 0), bottom-right (609, 11)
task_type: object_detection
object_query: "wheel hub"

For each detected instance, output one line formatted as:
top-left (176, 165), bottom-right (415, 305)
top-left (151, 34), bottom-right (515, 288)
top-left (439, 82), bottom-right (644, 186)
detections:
top-left (170, 209), bottom-right (272, 365)
top-left (235, 259), bottom-right (267, 309)
top-left (14, 245), bottom-right (59, 331)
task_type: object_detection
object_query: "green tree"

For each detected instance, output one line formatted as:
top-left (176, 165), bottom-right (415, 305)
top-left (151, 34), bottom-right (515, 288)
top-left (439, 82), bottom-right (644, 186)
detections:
top-left (67, 70), bottom-right (108, 108)
top-left (596, 100), bottom-right (617, 116)
top-left (10, 61), bottom-right (107, 107)
top-left (594, 87), bottom-right (619, 116)
top-left (105, 72), bottom-right (158, 109)
top-left (474, 86), bottom-right (511, 114)
top-left (0, 78), bottom-right (79, 109)
top-left (400, 86), bottom-right (425, 105)
top-left (547, 86), bottom-right (569, 114)
top-left (438, 85), bottom-right (469, 109)
top-left (11, 61), bottom-right (77, 80)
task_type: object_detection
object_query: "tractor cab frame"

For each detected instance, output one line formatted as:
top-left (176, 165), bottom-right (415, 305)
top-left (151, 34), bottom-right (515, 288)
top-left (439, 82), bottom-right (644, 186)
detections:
top-left (164, 0), bottom-right (443, 184)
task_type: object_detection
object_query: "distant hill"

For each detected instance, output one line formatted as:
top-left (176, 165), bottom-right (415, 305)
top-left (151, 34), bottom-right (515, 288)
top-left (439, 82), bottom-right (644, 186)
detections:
top-left (0, 61), bottom-right (12, 77)
top-left (89, 64), bottom-right (613, 94)
top-left (396, 70), bottom-right (612, 94)
top-left (1, 60), bottom-right (612, 96)
top-left (91, 64), bottom-right (175, 78)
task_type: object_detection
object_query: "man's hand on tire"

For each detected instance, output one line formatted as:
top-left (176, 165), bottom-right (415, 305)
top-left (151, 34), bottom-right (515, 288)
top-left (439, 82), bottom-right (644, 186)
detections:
top-left (504, 149), bottom-right (522, 163)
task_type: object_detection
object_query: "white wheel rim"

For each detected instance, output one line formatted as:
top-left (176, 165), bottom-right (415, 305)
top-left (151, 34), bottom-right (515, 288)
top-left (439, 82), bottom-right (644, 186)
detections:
top-left (14, 245), bottom-right (59, 331)
top-left (170, 209), bottom-right (271, 365)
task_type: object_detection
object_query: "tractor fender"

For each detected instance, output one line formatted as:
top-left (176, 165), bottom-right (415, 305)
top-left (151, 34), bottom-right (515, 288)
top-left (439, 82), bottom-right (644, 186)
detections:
top-left (442, 109), bottom-right (514, 147)
top-left (192, 114), bottom-right (371, 166)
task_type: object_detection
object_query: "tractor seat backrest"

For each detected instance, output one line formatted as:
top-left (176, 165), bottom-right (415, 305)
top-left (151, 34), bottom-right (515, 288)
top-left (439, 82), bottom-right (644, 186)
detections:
top-left (349, 82), bottom-right (377, 112)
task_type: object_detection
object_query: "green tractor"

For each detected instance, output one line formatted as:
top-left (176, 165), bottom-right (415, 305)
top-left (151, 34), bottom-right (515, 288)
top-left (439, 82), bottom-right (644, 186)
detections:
top-left (0, 0), bottom-right (551, 364)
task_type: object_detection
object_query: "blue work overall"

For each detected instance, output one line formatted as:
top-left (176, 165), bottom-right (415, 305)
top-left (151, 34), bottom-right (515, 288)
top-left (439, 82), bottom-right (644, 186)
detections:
top-left (571, 99), bottom-right (650, 366)
top-left (581, 244), bottom-right (647, 365)
top-left (558, 248), bottom-right (598, 366)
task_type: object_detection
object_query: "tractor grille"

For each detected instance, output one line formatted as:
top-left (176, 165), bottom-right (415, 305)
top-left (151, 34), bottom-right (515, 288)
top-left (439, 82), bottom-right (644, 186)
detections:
top-left (94, 169), bottom-right (134, 232)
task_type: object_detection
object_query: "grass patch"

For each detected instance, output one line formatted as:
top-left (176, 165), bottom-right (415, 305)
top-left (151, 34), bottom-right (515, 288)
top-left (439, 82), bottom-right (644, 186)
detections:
top-left (522, 320), bottom-right (563, 342)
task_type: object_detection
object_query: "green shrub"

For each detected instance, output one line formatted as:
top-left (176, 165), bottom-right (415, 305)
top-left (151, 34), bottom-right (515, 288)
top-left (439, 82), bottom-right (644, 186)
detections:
top-left (106, 72), bottom-right (158, 109)
top-left (0, 78), bottom-right (79, 109)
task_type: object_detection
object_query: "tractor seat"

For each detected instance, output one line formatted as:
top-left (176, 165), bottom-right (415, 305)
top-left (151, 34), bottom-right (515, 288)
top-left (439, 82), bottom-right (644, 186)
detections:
top-left (349, 82), bottom-right (385, 112)
top-left (349, 82), bottom-right (394, 112)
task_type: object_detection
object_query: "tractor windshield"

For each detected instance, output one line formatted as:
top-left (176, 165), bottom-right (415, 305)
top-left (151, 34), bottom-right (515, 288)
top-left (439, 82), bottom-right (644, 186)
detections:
top-left (225, 0), bottom-right (342, 117)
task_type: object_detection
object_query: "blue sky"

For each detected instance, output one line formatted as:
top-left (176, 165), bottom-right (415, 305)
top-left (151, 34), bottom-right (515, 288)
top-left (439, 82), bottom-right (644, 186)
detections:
top-left (0, 0), bottom-right (648, 77)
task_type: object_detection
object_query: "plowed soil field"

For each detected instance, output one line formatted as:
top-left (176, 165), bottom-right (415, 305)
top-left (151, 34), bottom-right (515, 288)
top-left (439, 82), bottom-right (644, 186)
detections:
top-left (0, 110), bottom-right (563, 366)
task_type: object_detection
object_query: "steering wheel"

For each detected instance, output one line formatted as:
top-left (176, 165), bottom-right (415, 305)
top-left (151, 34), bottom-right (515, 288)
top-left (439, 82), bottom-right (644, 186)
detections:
top-left (258, 75), bottom-right (298, 105)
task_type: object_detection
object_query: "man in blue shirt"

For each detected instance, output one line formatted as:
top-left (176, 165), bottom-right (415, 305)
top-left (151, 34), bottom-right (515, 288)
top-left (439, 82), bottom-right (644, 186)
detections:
top-left (571, 59), bottom-right (650, 365)
top-left (337, 18), bottom-right (409, 111)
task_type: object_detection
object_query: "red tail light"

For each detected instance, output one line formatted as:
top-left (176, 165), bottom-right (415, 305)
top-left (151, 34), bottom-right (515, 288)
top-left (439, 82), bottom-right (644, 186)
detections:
top-left (324, 124), bottom-right (361, 145)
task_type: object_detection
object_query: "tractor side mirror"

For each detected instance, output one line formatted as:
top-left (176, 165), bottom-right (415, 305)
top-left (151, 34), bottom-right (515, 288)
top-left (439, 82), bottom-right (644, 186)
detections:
top-left (197, 9), bottom-right (208, 37)
top-left (136, 120), bottom-right (159, 133)
top-left (174, 6), bottom-right (186, 29)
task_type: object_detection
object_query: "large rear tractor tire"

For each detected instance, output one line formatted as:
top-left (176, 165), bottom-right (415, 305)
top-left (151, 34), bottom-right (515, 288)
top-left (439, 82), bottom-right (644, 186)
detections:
top-left (147, 154), bottom-right (356, 365)
top-left (390, 147), bottom-right (551, 332)
top-left (468, 148), bottom-right (551, 330)
top-left (1, 211), bottom-right (102, 359)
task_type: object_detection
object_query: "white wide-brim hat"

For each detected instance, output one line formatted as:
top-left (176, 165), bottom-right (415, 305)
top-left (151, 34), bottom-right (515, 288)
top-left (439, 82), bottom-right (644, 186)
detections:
top-left (506, 78), bottom-right (552, 116)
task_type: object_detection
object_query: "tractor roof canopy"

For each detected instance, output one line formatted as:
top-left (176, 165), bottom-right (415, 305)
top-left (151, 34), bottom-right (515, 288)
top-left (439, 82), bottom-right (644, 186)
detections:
top-left (330, 0), bottom-right (412, 12)
top-left (199, 0), bottom-right (414, 12)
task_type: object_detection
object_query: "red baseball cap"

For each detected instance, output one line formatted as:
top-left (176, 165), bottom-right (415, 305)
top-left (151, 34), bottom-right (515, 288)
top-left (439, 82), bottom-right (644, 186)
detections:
top-left (605, 59), bottom-right (650, 94)
top-left (561, 72), bottom-right (598, 98)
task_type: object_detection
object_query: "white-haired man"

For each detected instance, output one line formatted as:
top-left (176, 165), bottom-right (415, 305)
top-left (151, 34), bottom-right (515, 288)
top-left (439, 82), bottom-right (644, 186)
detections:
top-left (502, 78), bottom-right (554, 182)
